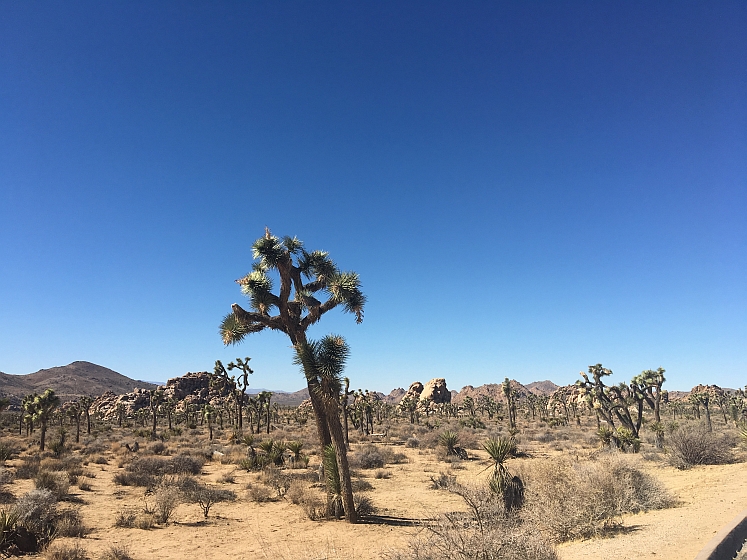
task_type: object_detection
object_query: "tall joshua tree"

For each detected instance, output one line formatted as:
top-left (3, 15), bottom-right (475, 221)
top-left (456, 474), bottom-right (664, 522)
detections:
top-left (220, 229), bottom-right (365, 523)
top-left (33, 389), bottom-right (60, 451)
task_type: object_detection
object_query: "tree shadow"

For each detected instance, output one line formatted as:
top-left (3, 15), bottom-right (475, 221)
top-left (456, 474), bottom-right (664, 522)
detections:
top-left (359, 514), bottom-right (422, 527)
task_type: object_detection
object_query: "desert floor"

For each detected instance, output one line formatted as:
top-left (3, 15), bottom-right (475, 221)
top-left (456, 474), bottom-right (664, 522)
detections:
top-left (25, 436), bottom-right (745, 560)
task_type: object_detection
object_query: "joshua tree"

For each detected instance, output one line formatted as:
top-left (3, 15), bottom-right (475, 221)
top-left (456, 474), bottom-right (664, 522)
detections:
top-left (294, 334), bottom-right (357, 521)
top-left (577, 364), bottom-right (643, 447)
top-left (259, 391), bottom-right (273, 435)
top-left (502, 378), bottom-right (517, 430)
top-left (631, 368), bottom-right (666, 447)
top-left (214, 358), bottom-right (253, 430)
top-left (219, 230), bottom-right (364, 523)
top-left (340, 377), bottom-right (352, 449)
top-left (149, 389), bottom-right (164, 439)
top-left (32, 389), bottom-right (60, 451)
top-left (690, 390), bottom-right (713, 432)
top-left (79, 395), bottom-right (93, 435)
top-left (203, 404), bottom-right (215, 440)
top-left (21, 393), bottom-right (37, 435)
top-left (67, 401), bottom-right (83, 443)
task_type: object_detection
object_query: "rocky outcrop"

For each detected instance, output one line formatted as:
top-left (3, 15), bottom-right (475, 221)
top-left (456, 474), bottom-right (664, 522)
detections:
top-left (420, 378), bottom-right (450, 404)
top-left (399, 382), bottom-right (424, 405)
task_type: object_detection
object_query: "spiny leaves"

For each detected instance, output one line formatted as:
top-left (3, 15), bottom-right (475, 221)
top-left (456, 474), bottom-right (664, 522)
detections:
top-left (327, 271), bottom-right (366, 323)
top-left (251, 234), bottom-right (285, 268)
top-left (298, 250), bottom-right (336, 280)
top-left (220, 313), bottom-right (264, 345)
top-left (293, 335), bottom-right (349, 396)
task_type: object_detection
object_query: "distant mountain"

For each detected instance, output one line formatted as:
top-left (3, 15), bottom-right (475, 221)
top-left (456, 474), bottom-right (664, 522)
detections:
top-left (525, 380), bottom-right (559, 396)
top-left (0, 361), bottom-right (157, 404)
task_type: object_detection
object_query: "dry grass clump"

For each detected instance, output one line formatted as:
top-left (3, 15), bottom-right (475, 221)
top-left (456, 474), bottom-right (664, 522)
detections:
top-left (44, 541), bottom-right (89, 560)
top-left (520, 455), bottom-right (673, 542)
top-left (113, 454), bottom-right (204, 488)
top-left (667, 425), bottom-right (734, 469)
top-left (16, 455), bottom-right (41, 479)
top-left (285, 481), bottom-right (328, 520)
top-left (388, 481), bottom-right (557, 560)
top-left (350, 444), bottom-right (407, 469)
top-left (34, 471), bottom-right (70, 500)
top-left (99, 545), bottom-right (134, 560)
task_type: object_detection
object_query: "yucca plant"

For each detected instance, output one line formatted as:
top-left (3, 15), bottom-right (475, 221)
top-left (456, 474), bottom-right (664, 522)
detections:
top-left (596, 425), bottom-right (614, 447)
top-left (616, 427), bottom-right (641, 453)
top-left (323, 444), bottom-right (343, 519)
top-left (483, 437), bottom-right (523, 511)
top-left (439, 430), bottom-right (459, 456)
top-left (738, 423), bottom-right (747, 447)
top-left (0, 509), bottom-right (19, 549)
top-left (287, 441), bottom-right (304, 466)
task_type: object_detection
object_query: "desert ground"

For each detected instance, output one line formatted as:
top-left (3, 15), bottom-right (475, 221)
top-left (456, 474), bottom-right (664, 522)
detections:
top-left (0, 411), bottom-right (744, 560)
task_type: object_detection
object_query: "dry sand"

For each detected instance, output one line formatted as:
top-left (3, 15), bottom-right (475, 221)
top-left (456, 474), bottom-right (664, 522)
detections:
top-left (35, 445), bottom-right (747, 560)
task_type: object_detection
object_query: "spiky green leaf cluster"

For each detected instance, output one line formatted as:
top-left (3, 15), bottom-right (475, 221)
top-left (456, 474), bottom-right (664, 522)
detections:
top-left (293, 335), bottom-right (349, 397)
top-left (220, 313), bottom-right (263, 345)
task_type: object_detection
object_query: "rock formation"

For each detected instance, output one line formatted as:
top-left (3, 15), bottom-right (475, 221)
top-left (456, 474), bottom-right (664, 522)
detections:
top-left (420, 378), bottom-right (450, 404)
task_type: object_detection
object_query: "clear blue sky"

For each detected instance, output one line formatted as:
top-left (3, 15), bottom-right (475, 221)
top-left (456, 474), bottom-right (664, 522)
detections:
top-left (1, 2), bottom-right (745, 393)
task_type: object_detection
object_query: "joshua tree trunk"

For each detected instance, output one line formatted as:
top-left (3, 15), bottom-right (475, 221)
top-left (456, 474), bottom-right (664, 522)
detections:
top-left (40, 420), bottom-right (47, 451)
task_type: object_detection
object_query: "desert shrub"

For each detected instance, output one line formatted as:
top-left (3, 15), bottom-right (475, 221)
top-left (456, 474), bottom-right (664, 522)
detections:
top-left (92, 456), bottom-right (108, 465)
top-left (114, 510), bottom-right (137, 528)
top-left (115, 455), bottom-right (203, 488)
top-left (535, 432), bottom-right (555, 444)
top-left (0, 441), bottom-right (18, 462)
top-left (180, 478), bottom-right (236, 518)
top-left (0, 467), bottom-right (14, 485)
top-left (12, 488), bottom-right (58, 546)
top-left (429, 472), bottom-right (456, 490)
top-left (667, 425), bottom-right (734, 469)
top-left (247, 483), bottom-right (273, 503)
top-left (34, 471), bottom-right (70, 500)
top-left (16, 455), bottom-right (41, 479)
top-left (285, 481), bottom-right (306, 505)
top-left (405, 437), bottom-right (420, 448)
top-left (99, 545), bottom-right (134, 560)
top-left (112, 471), bottom-right (157, 488)
top-left (520, 456), bottom-right (673, 542)
top-left (148, 441), bottom-right (167, 455)
top-left (55, 509), bottom-right (88, 537)
top-left (352, 478), bottom-right (374, 492)
top-left (135, 512), bottom-right (156, 530)
top-left (459, 416), bottom-right (486, 430)
top-left (44, 541), bottom-right (89, 560)
top-left (167, 454), bottom-right (204, 475)
top-left (386, 482), bottom-right (557, 560)
top-left (354, 494), bottom-right (376, 517)
top-left (218, 470), bottom-right (237, 484)
top-left (293, 486), bottom-right (327, 520)
top-left (146, 480), bottom-right (183, 524)
top-left (77, 480), bottom-right (92, 492)
top-left (260, 468), bottom-right (292, 498)
top-left (351, 444), bottom-right (394, 469)
top-left (374, 469), bottom-right (390, 479)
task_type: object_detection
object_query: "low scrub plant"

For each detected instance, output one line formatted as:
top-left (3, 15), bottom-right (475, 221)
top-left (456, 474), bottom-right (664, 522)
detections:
top-left (34, 471), bottom-right (70, 500)
top-left (519, 455), bottom-right (673, 542)
top-left (43, 541), bottom-right (89, 560)
top-left (667, 425), bottom-right (734, 469)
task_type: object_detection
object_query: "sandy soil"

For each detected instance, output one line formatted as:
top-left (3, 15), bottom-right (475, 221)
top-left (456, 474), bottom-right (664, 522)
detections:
top-left (33, 444), bottom-right (746, 560)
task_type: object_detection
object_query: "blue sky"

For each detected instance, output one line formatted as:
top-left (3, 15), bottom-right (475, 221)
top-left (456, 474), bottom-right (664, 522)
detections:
top-left (1, 2), bottom-right (745, 393)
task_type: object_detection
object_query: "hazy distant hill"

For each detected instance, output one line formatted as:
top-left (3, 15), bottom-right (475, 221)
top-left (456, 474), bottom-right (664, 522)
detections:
top-left (525, 380), bottom-right (559, 396)
top-left (0, 361), bottom-right (157, 403)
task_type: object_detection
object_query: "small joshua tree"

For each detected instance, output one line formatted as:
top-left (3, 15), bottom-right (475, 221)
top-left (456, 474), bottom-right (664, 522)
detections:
top-left (32, 389), bottom-right (60, 451)
top-left (79, 395), bottom-right (93, 435)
